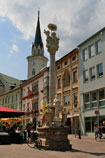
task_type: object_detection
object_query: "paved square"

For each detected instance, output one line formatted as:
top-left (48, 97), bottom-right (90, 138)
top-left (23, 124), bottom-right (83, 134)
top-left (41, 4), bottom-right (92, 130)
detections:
top-left (0, 135), bottom-right (105, 158)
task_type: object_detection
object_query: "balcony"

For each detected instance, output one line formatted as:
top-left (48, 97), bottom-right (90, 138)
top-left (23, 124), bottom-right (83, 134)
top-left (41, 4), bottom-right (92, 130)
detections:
top-left (21, 91), bottom-right (39, 100)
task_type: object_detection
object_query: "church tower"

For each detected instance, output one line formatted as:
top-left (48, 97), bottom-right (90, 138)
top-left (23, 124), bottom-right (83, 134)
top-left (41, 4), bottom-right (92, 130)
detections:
top-left (27, 11), bottom-right (48, 79)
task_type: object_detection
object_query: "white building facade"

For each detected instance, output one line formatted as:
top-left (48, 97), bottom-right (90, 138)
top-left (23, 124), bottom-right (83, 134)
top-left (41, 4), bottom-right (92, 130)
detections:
top-left (78, 27), bottom-right (105, 135)
top-left (21, 68), bottom-right (49, 128)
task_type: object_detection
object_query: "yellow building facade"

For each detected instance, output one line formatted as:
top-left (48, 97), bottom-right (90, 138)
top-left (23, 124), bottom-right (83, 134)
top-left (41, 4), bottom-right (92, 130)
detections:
top-left (56, 48), bottom-right (80, 134)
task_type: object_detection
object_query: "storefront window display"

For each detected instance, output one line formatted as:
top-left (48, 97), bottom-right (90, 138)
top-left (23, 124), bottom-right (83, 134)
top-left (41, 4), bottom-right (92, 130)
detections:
top-left (85, 116), bottom-right (105, 133)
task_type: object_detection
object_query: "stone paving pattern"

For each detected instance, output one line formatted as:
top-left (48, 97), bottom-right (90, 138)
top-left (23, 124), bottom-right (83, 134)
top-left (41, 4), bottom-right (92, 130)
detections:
top-left (0, 134), bottom-right (105, 158)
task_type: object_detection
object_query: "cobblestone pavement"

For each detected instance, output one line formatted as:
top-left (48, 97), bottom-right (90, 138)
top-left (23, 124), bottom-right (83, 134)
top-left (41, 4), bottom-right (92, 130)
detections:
top-left (0, 134), bottom-right (105, 158)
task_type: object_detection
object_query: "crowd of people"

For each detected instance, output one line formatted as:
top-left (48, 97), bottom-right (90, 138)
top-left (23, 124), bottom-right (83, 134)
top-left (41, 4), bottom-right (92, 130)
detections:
top-left (94, 123), bottom-right (103, 141)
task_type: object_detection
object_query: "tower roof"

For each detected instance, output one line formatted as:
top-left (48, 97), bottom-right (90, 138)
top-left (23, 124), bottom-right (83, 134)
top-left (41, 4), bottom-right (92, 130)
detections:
top-left (34, 11), bottom-right (43, 48)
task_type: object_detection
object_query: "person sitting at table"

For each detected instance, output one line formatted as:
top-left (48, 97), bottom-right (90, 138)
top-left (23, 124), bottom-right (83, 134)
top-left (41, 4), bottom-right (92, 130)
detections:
top-left (15, 127), bottom-right (20, 133)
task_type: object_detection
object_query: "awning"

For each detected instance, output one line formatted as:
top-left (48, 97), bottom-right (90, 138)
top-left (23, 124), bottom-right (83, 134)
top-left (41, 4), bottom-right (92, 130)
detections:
top-left (0, 106), bottom-right (24, 118)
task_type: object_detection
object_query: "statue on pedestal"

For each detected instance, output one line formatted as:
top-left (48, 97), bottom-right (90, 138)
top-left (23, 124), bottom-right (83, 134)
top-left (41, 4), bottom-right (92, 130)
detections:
top-left (52, 95), bottom-right (63, 127)
top-left (61, 108), bottom-right (67, 127)
top-left (44, 24), bottom-right (59, 54)
top-left (45, 107), bottom-right (53, 127)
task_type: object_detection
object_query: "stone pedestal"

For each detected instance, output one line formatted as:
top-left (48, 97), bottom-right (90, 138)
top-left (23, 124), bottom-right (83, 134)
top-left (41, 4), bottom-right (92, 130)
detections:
top-left (37, 126), bottom-right (72, 151)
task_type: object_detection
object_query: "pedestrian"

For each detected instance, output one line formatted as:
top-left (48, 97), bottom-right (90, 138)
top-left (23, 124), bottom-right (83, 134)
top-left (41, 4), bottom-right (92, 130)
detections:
top-left (78, 129), bottom-right (81, 139)
top-left (94, 124), bottom-right (99, 141)
top-left (98, 123), bottom-right (103, 141)
top-left (27, 126), bottom-right (31, 138)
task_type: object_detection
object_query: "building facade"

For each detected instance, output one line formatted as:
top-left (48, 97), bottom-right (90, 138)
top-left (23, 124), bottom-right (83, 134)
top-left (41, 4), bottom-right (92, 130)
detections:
top-left (21, 68), bottom-right (49, 128)
top-left (0, 73), bottom-right (22, 111)
top-left (0, 85), bottom-right (22, 111)
top-left (56, 48), bottom-right (80, 134)
top-left (78, 27), bottom-right (105, 135)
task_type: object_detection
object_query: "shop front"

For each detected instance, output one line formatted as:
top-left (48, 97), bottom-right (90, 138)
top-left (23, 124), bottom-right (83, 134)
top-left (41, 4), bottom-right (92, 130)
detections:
top-left (85, 115), bottom-right (105, 134)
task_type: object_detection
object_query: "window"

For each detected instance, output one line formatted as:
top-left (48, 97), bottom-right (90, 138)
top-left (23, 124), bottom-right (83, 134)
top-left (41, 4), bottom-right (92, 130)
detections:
top-left (97, 63), bottom-right (103, 77)
top-left (8, 97), bottom-right (10, 103)
top-left (83, 70), bottom-right (88, 82)
top-left (90, 67), bottom-right (95, 80)
top-left (11, 96), bottom-right (14, 103)
top-left (85, 117), bottom-right (91, 132)
top-left (16, 94), bottom-right (18, 101)
top-left (43, 77), bottom-right (49, 87)
top-left (23, 89), bottom-right (25, 97)
top-left (57, 94), bottom-right (61, 104)
top-left (27, 103), bottom-right (29, 112)
top-left (96, 40), bottom-right (102, 54)
top-left (38, 49), bottom-right (40, 55)
top-left (72, 55), bottom-right (76, 61)
top-left (83, 49), bottom-right (88, 61)
top-left (73, 91), bottom-right (78, 108)
top-left (15, 103), bottom-right (17, 110)
top-left (23, 104), bottom-right (25, 112)
top-left (64, 60), bottom-right (68, 66)
top-left (84, 93), bottom-right (90, 109)
top-left (32, 83), bottom-right (38, 92)
top-left (32, 102), bottom-right (38, 110)
top-left (64, 95), bottom-right (70, 106)
top-left (89, 44), bottom-right (95, 57)
top-left (73, 71), bottom-right (77, 82)
top-left (5, 97), bottom-right (7, 104)
top-left (57, 65), bottom-right (61, 70)
top-left (57, 78), bottom-right (61, 89)
top-left (2, 99), bottom-right (4, 105)
top-left (91, 91), bottom-right (97, 108)
top-left (99, 89), bottom-right (105, 107)
top-left (32, 68), bottom-right (35, 76)
top-left (63, 70), bottom-right (70, 87)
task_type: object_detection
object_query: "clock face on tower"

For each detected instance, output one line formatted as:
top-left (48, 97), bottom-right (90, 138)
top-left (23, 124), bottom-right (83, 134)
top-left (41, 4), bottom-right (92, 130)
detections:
top-left (32, 61), bottom-right (35, 67)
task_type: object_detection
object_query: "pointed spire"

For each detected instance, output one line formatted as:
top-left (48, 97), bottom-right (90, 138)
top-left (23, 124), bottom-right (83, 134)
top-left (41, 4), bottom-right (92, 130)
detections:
top-left (34, 10), bottom-right (43, 48)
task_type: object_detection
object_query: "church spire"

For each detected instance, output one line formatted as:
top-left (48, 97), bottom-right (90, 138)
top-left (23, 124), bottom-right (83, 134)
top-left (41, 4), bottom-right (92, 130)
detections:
top-left (34, 10), bottom-right (43, 48)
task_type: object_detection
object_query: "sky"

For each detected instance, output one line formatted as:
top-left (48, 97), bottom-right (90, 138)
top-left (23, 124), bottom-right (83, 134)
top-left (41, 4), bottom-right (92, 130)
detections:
top-left (0, 0), bottom-right (105, 80)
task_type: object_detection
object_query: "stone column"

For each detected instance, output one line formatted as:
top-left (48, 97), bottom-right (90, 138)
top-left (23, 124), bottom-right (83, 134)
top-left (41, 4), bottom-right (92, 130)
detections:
top-left (49, 53), bottom-right (56, 104)
top-left (44, 24), bottom-right (59, 105)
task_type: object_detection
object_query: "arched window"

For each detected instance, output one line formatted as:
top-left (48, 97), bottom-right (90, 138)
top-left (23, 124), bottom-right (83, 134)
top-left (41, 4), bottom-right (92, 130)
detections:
top-left (32, 68), bottom-right (35, 76)
top-left (63, 70), bottom-right (70, 87)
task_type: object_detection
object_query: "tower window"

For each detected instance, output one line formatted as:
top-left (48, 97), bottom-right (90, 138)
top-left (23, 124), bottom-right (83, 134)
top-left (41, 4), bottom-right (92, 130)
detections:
top-left (32, 68), bottom-right (35, 76)
top-left (38, 49), bottom-right (40, 55)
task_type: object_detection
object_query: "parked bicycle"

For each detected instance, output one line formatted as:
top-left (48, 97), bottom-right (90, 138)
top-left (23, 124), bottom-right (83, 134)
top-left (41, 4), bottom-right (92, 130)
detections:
top-left (27, 130), bottom-right (41, 149)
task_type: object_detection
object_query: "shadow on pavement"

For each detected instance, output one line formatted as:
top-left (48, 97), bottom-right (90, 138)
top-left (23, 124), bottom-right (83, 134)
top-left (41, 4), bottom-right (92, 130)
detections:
top-left (71, 148), bottom-right (105, 157)
top-left (0, 133), bottom-right (11, 145)
top-left (0, 132), bottom-right (24, 145)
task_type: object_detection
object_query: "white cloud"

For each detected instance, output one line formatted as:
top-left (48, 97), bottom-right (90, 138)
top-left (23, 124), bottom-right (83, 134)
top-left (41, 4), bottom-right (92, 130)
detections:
top-left (0, 0), bottom-right (105, 59)
top-left (10, 44), bottom-right (19, 55)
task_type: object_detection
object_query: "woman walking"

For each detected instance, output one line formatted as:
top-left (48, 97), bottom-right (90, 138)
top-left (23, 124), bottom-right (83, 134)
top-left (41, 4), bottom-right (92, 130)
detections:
top-left (94, 124), bottom-right (99, 141)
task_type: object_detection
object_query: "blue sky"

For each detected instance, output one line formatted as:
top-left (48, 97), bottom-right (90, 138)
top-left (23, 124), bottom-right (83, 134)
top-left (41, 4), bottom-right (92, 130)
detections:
top-left (0, 0), bottom-right (105, 80)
